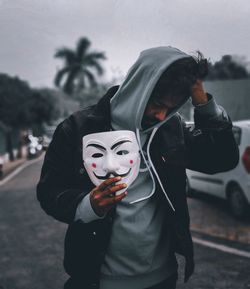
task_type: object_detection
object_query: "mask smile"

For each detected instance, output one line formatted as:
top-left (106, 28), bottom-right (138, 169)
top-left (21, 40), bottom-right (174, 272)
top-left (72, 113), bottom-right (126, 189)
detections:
top-left (93, 168), bottom-right (132, 180)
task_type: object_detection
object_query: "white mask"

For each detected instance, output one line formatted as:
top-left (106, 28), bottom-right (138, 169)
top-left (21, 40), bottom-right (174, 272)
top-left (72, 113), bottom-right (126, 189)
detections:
top-left (82, 130), bottom-right (141, 195)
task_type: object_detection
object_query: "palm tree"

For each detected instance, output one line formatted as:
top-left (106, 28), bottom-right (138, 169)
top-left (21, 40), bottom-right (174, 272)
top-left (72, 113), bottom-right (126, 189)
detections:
top-left (54, 37), bottom-right (106, 94)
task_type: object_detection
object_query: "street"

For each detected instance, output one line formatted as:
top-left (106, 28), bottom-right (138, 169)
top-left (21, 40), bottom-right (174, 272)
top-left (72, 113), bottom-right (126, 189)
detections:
top-left (0, 160), bottom-right (249, 289)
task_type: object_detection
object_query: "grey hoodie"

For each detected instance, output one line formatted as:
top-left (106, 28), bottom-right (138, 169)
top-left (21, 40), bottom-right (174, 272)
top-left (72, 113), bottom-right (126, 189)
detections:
top-left (110, 46), bottom-right (191, 132)
top-left (110, 46), bottom-right (191, 206)
top-left (99, 47), bottom-right (192, 289)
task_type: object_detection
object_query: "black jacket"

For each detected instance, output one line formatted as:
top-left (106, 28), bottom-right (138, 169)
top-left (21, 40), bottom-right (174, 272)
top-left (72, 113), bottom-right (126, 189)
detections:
top-left (37, 86), bottom-right (239, 288)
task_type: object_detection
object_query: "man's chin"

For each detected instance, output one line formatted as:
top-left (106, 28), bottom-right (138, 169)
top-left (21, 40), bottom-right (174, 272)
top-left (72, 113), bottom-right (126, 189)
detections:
top-left (142, 119), bottom-right (158, 129)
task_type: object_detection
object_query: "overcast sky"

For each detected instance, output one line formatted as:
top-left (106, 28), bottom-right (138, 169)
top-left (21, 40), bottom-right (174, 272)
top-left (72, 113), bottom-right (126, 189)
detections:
top-left (0, 0), bottom-right (250, 88)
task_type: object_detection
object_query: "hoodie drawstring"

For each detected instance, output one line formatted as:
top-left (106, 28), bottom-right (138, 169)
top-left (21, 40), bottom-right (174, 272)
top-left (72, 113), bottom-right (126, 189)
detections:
top-left (129, 129), bottom-right (156, 204)
top-left (146, 128), bottom-right (175, 212)
top-left (130, 128), bottom-right (175, 212)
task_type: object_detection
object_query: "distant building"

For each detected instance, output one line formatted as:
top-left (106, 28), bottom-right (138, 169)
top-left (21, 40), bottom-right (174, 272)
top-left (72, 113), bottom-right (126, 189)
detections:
top-left (204, 79), bottom-right (250, 121)
top-left (180, 79), bottom-right (250, 122)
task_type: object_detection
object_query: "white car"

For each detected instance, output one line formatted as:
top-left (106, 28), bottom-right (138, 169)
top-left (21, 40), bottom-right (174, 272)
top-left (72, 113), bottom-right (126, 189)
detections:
top-left (186, 120), bottom-right (250, 219)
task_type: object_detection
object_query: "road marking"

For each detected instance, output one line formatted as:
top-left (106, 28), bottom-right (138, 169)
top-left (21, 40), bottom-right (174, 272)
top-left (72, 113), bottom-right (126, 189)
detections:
top-left (193, 237), bottom-right (250, 258)
top-left (0, 155), bottom-right (43, 187)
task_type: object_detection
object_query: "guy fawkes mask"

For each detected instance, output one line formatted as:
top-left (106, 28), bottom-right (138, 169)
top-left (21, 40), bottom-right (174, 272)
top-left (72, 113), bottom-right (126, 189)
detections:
top-left (82, 130), bottom-right (141, 195)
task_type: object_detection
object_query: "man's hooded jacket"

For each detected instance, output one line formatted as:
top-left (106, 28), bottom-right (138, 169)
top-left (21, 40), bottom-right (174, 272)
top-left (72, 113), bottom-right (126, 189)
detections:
top-left (37, 47), bottom-right (239, 288)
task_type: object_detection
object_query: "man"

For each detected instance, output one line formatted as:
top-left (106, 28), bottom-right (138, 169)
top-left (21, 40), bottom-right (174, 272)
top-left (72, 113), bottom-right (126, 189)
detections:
top-left (37, 46), bottom-right (239, 289)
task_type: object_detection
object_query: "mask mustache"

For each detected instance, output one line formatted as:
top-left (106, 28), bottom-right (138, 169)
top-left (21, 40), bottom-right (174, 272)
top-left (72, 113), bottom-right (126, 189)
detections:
top-left (93, 169), bottom-right (131, 180)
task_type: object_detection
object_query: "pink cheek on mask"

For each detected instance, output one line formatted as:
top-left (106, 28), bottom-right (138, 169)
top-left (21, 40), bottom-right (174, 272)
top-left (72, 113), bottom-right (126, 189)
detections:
top-left (130, 160), bottom-right (133, 165)
top-left (92, 163), bottom-right (97, 169)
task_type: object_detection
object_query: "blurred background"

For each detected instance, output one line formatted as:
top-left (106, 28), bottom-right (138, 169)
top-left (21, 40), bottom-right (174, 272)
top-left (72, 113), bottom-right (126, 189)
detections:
top-left (0, 1), bottom-right (249, 288)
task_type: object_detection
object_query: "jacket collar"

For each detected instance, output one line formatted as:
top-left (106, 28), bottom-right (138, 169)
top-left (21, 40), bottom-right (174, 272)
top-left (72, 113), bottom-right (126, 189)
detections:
top-left (78, 86), bottom-right (119, 136)
top-left (92, 85), bottom-right (119, 124)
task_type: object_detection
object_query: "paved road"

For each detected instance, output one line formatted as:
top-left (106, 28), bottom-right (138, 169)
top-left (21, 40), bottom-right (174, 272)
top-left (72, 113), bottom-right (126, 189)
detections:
top-left (0, 160), bottom-right (249, 289)
top-left (0, 160), bottom-right (67, 289)
top-left (177, 240), bottom-right (250, 289)
top-left (188, 191), bottom-right (250, 244)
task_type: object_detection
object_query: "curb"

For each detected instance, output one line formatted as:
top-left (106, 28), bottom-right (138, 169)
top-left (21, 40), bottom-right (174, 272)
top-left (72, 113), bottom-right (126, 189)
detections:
top-left (192, 236), bottom-right (250, 259)
top-left (0, 154), bottom-right (44, 187)
top-left (191, 230), bottom-right (250, 258)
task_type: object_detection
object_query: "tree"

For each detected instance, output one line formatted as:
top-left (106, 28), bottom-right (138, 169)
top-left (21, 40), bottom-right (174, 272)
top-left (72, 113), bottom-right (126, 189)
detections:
top-left (207, 55), bottom-right (249, 80)
top-left (0, 74), bottom-right (32, 128)
top-left (0, 75), bottom-right (62, 131)
top-left (0, 74), bottom-right (33, 160)
top-left (54, 37), bottom-right (106, 95)
top-left (0, 74), bottom-right (64, 160)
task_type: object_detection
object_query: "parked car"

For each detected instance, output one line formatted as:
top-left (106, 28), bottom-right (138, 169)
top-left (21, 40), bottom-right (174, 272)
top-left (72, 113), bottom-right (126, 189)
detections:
top-left (27, 135), bottom-right (43, 159)
top-left (186, 120), bottom-right (250, 219)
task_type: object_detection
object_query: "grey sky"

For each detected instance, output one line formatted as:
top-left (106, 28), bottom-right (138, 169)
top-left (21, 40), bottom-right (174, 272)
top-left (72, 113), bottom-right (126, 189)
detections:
top-left (0, 0), bottom-right (250, 87)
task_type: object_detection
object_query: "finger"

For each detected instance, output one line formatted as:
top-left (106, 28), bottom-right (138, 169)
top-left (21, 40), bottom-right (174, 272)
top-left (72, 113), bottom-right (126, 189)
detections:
top-left (105, 191), bottom-right (128, 206)
top-left (100, 192), bottom-right (128, 214)
top-left (115, 191), bottom-right (128, 200)
top-left (101, 183), bottom-right (127, 197)
top-left (91, 183), bottom-right (126, 205)
top-left (98, 176), bottom-right (122, 191)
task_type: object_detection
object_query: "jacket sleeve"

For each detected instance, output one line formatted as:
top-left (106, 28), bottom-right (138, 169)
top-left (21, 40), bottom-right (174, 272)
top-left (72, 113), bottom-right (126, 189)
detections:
top-left (74, 192), bottom-right (106, 223)
top-left (36, 119), bottom-right (86, 224)
top-left (183, 94), bottom-right (239, 174)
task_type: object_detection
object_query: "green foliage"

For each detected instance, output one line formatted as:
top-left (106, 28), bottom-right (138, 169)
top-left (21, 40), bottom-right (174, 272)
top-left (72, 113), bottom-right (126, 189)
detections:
top-left (54, 37), bottom-right (106, 95)
top-left (0, 74), bottom-right (32, 128)
top-left (0, 74), bottom-right (63, 131)
top-left (72, 83), bottom-right (110, 109)
top-left (29, 89), bottom-right (62, 126)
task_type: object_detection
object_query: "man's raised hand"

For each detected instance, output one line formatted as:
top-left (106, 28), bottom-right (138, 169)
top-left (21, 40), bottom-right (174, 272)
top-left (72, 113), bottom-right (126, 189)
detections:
top-left (90, 176), bottom-right (127, 217)
top-left (191, 79), bottom-right (208, 105)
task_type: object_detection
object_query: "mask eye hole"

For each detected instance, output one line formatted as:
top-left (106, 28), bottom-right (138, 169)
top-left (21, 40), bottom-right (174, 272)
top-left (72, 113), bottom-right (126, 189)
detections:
top-left (92, 153), bottom-right (103, 158)
top-left (117, 150), bottom-right (129, 156)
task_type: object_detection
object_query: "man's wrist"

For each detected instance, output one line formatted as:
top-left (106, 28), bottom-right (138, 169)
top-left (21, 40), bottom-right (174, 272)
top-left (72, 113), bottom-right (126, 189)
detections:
top-left (74, 192), bottom-right (106, 223)
top-left (191, 79), bottom-right (208, 105)
top-left (191, 92), bottom-right (208, 105)
top-left (193, 93), bottom-right (226, 119)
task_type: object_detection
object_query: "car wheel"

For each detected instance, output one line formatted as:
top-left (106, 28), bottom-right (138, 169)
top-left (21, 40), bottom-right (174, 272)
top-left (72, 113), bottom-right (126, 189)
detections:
top-left (227, 185), bottom-right (248, 219)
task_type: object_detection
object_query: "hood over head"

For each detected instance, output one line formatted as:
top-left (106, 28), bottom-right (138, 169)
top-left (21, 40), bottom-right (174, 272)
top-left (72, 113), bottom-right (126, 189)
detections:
top-left (110, 46), bottom-right (192, 133)
top-left (110, 46), bottom-right (196, 208)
